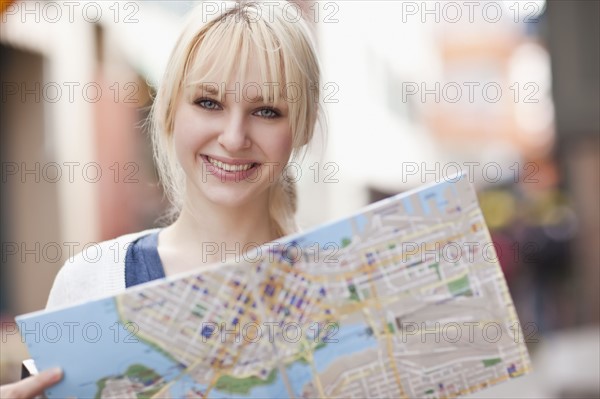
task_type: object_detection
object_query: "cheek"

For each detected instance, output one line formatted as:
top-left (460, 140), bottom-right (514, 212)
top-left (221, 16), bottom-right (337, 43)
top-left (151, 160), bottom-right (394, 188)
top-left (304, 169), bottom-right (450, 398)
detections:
top-left (172, 106), bottom-right (211, 160)
top-left (172, 125), bottom-right (191, 167)
top-left (263, 126), bottom-right (294, 164)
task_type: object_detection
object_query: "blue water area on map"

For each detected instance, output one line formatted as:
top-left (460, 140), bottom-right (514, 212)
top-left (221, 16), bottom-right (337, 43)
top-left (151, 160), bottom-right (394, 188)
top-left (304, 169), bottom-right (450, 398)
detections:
top-left (169, 374), bottom-right (208, 398)
top-left (417, 180), bottom-right (458, 215)
top-left (402, 197), bottom-right (415, 215)
top-left (22, 305), bottom-right (379, 399)
top-left (17, 299), bottom-right (184, 399)
top-left (293, 214), bottom-right (368, 250)
top-left (195, 323), bottom-right (378, 398)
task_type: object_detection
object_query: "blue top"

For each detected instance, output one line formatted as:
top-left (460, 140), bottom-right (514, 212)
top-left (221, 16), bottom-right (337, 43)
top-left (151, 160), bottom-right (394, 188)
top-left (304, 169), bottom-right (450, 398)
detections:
top-left (125, 230), bottom-right (166, 288)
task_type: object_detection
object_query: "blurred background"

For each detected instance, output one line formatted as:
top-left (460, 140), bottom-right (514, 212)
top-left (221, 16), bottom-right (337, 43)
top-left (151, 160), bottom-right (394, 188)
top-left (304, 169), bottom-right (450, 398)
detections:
top-left (1, 0), bottom-right (598, 396)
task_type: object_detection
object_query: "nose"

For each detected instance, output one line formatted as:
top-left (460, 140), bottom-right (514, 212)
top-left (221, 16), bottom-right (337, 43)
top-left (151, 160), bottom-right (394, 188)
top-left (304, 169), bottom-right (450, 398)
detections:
top-left (217, 110), bottom-right (251, 152)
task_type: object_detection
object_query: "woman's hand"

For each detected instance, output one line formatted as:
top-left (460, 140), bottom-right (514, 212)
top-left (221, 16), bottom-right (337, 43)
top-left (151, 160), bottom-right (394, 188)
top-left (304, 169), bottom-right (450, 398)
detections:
top-left (0, 368), bottom-right (62, 399)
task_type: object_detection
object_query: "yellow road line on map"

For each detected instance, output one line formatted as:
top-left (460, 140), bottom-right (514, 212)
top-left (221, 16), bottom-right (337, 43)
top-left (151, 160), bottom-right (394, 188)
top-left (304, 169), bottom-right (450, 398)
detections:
top-left (329, 368), bottom-right (375, 397)
top-left (299, 339), bottom-right (327, 398)
top-left (362, 248), bottom-right (408, 399)
top-left (450, 365), bottom-right (533, 398)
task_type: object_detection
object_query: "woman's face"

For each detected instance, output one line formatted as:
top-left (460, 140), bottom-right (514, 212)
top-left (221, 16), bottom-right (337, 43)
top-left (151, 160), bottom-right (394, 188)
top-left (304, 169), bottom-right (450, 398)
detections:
top-left (172, 55), bottom-right (294, 209)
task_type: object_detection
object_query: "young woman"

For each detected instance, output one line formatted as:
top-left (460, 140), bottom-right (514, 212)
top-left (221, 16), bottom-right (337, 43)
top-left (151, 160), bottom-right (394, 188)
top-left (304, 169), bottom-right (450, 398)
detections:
top-left (45, 0), bottom-right (323, 310)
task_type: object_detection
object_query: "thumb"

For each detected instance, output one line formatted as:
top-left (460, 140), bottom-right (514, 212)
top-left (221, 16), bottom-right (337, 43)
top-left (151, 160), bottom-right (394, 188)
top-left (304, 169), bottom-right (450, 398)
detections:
top-left (3, 367), bottom-right (63, 399)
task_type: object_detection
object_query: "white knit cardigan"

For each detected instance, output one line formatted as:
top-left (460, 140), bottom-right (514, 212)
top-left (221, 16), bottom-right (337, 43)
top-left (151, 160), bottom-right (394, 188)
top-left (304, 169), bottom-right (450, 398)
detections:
top-left (45, 228), bottom-right (161, 311)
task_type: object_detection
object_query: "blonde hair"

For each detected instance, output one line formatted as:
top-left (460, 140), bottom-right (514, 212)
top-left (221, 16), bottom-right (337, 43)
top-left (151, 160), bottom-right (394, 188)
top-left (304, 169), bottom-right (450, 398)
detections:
top-left (149, 0), bottom-right (324, 237)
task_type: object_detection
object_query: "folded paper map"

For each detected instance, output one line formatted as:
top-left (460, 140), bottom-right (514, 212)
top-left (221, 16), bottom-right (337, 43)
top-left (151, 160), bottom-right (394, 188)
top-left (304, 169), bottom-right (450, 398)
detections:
top-left (17, 174), bottom-right (531, 398)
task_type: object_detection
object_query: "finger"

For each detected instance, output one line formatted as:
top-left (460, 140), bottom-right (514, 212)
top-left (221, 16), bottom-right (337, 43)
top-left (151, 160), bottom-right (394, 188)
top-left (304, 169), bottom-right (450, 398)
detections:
top-left (9, 367), bottom-right (63, 398)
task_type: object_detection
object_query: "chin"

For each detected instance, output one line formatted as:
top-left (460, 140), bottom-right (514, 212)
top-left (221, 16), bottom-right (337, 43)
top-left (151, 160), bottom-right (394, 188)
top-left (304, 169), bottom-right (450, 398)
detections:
top-left (202, 184), bottom-right (268, 209)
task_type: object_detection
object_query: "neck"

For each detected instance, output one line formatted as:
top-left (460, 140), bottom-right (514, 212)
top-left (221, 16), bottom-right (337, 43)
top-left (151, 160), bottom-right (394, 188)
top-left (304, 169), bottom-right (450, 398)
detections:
top-left (179, 198), bottom-right (276, 247)
top-left (159, 190), bottom-right (276, 270)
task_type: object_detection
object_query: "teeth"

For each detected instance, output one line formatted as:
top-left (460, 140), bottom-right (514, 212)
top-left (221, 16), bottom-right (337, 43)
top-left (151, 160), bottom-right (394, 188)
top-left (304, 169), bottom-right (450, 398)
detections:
top-left (207, 156), bottom-right (254, 172)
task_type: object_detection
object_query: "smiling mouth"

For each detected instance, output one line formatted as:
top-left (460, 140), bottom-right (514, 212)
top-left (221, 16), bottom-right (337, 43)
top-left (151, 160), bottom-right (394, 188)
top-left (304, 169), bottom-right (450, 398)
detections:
top-left (203, 155), bottom-right (259, 173)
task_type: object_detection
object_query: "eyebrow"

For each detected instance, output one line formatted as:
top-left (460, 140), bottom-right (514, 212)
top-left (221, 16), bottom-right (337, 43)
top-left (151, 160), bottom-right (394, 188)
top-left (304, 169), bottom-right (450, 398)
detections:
top-left (195, 83), bottom-right (220, 96)
top-left (192, 82), bottom-right (275, 104)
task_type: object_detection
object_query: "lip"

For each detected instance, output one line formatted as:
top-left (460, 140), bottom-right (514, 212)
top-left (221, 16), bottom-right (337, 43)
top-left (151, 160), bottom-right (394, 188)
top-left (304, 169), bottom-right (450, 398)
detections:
top-left (203, 154), bottom-right (259, 165)
top-left (200, 154), bottom-right (261, 182)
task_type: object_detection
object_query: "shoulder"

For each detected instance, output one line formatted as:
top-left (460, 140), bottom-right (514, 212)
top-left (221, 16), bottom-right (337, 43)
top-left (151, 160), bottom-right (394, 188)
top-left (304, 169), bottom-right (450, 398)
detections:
top-left (45, 228), bottom-right (161, 310)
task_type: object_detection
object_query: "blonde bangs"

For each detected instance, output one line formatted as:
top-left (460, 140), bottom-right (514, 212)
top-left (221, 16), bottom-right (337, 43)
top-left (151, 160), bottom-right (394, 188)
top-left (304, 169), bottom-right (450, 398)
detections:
top-left (184, 9), bottom-right (286, 107)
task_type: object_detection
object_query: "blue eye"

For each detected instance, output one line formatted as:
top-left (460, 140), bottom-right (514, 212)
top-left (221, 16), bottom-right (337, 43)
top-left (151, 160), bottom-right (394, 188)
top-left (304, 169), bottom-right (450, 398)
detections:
top-left (195, 98), bottom-right (221, 110)
top-left (255, 108), bottom-right (279, 119)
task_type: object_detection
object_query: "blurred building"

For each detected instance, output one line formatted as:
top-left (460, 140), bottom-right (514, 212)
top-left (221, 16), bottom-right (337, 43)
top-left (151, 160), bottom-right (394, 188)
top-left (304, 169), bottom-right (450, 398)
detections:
top-left (0, 1), bottom-right (175, 318)
top-left (545, 0), bottom-right (600, 326)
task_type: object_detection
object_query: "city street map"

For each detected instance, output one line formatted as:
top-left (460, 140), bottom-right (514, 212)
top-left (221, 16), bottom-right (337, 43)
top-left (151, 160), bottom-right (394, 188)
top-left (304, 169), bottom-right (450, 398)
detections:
top-left (17, 174), bottom-right (531, 398)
